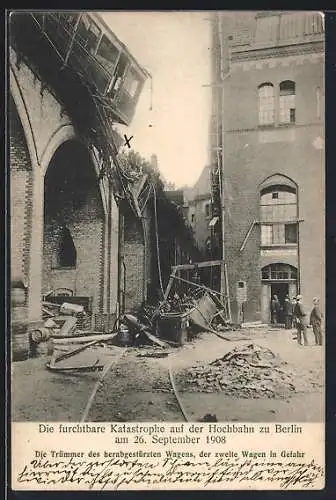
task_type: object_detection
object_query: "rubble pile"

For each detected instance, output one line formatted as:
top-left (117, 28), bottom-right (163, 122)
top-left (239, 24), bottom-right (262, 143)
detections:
top-left (178, 344), bottom-right (296, 399)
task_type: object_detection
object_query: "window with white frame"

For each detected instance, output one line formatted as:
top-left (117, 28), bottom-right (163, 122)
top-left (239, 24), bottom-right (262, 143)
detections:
top-left (261, 223), bottom-right (298, 245)
top-left (261, 264), bottom-right (297, 281)
top-left (258, 83), bottom-right (275, 126)
top-left (260, 184), bottom-right (298, 246)
top-left (279, 80), bottom-right (296, 124)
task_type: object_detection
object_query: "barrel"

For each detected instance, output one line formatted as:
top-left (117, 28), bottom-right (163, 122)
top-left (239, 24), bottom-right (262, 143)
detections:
top-left (12, 322), bottom-right (30, 361)
top-left (30, 328), bottom-right (51, 344)
top-left (117, 327), bottom-right (134, 346)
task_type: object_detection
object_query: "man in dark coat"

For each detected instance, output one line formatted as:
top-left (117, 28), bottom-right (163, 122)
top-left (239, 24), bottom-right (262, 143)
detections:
top-left (293, 295), bottom-right (308, 346)
top-left (283, 295), bottom-right (293, 329)
top-left (310, 297), bottom-right (323, 346)
top-left (271, 294), bottom-right (280, 324)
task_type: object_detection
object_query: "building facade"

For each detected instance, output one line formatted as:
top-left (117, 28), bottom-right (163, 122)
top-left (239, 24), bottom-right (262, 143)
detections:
top-left (210, 11), bottom-right (325, 323)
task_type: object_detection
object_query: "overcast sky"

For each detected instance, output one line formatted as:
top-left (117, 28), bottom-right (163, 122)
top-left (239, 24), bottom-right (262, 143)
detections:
top-left (101, 11), bottom-right (211, 188)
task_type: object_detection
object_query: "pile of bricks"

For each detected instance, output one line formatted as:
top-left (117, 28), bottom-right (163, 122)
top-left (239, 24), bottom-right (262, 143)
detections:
top-left (178, 344), bottom-right (296, 399)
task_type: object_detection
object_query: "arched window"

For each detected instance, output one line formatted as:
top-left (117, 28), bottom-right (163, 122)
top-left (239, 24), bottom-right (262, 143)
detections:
top-left (258, 83), bottom-right (275, 126)
top-left (261, 264), bottom-right (297, 281)
top-left (58, 227), bottom-right (77, 268)
top-left (260, 179), bottom-right (298, 246)
top-left (279, 80), bottom-right (296, 124)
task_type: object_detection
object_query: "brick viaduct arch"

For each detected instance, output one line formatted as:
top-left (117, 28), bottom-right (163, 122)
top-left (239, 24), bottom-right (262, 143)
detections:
top-left (10, 54), bottom-right (115, 322)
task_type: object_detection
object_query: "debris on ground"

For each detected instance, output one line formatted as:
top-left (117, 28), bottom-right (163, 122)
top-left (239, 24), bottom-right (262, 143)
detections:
top-left (121, 314), bottom-right (170, 348)
top-left (176, 343), bottom-right (297, 399)
top-left (136, 351), bottom-right (170, 358)
top-left (138, 287), bottom-right (237, 346)
top-left (199, 413), bottom-right (218, 422)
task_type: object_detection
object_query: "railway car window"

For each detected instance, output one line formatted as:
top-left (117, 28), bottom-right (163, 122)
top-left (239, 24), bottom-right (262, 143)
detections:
top-left (107, 53), bottom-right (129, 98)
top-left (77, 15), bottom-right (101, 54)
top-left (57, 13), bottom-right (78, 29)
top-left (96, 34), bottom-right (120, 74)
top-left (123, 68), bottom-right (141, 98)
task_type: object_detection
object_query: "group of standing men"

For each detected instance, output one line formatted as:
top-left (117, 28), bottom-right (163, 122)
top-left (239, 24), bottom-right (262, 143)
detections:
top-left (271, 294), bottom-right (323, 346)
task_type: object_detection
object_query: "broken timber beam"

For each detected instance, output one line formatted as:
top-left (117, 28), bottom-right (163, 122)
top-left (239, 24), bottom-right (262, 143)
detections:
top-left (52, 339), bottom-right (101, 365)
top-left (164, 260), bottom-right (226, 301)
top-left (171, 259), bottom-right (224, 272)
top-left (144, 330), bottom-right (170, 348)
top-left (163, 267), bottom-right (177, 300)
top-left (53, 332), bottom-right (118, 344)
top-left (167, 274), bottom-right (227, 300)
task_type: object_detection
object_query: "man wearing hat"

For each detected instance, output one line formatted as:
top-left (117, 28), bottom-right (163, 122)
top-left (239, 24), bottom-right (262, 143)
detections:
top-left (283, 295), bottom-right (293, 329)
top-left (293, 295), bottom-right (308, 346)
top-left (310, 297), bottom-right (323, 346)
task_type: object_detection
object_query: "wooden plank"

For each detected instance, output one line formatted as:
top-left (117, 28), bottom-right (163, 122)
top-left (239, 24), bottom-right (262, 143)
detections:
top-left (53, 332), bottom-right (118, 344)
top-left (163, 267), bottom-right (177, 300)
top-left (42, 301), bottom-right (62, 309)
top-left (42, 307), bottom-right (55, 317)
top-left (53, 339), bottom-right (101, 364)
top-left (144, 330), bottom-right (170, 348)
top-left (239, 220), bottom-right (257, 252)
top-left (224, 262), bottom-right (232, 322)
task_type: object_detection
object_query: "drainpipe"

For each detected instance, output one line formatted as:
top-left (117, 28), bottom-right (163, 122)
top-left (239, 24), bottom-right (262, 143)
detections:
top-left (297, 189), bottom-right (301, 294)
top-left (218, 14), bottom-right (231, 298)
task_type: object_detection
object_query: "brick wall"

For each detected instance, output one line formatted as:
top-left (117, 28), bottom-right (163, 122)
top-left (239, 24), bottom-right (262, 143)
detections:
top-left (10, 49), bottom-right (73, 165)
top-left (10, 100), bottom-right (32, 287)
top-left (142, 204), bottom-right (154, 299)
top-left (43, 142), bottom-right (105, 314)
top-left (123, 205), bottom-right (145, 312)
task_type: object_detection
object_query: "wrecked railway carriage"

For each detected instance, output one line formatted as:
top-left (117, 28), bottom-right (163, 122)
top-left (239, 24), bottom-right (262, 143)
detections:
top-left (9, 12), bottom-right (200, 359)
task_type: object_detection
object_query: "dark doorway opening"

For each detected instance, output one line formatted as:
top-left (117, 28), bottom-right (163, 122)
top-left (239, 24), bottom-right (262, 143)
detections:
top-left (271, 282), bottom-right (289, 324)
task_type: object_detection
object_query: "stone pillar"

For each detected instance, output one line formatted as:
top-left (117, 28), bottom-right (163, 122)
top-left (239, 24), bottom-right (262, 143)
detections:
top-left (27, 167), bottom-right (44, 322)
top-left (109, 195), bottom-right (119, 314)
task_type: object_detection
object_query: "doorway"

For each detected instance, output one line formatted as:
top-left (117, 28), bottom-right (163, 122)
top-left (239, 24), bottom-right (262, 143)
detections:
top-left (261, 264), bottom-right (298, 324)
top-left (271, 282), bottom-right (289, 324)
